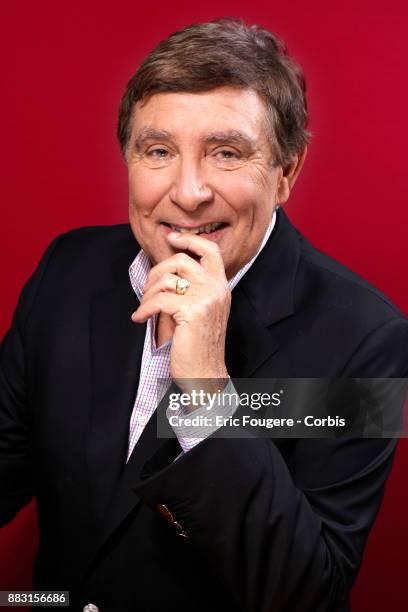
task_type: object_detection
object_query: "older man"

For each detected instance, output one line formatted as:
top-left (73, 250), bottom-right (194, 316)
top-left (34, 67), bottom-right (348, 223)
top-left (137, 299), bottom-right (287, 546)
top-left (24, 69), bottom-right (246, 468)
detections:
top-left (1, 18), bottom-right (407, 612)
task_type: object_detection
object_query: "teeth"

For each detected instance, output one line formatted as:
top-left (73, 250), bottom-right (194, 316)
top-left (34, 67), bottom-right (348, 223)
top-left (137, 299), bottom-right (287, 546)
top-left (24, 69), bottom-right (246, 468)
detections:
top-left (170, 222), bottom-right (223, 234)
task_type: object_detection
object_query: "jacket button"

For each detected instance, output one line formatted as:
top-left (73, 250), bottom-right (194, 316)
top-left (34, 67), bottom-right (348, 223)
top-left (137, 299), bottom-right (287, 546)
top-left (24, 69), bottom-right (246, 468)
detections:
top-left (83, 605), bottom-right (99, 612)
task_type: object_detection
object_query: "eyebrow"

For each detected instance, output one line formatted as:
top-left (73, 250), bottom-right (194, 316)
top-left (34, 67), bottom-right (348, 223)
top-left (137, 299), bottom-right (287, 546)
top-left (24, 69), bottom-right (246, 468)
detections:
top-left (134, 128), bottom-right (172, 151)
top-left (133, 127), bottom-right (257, 151)
top-left (204, 130), bottom-right (256, 149)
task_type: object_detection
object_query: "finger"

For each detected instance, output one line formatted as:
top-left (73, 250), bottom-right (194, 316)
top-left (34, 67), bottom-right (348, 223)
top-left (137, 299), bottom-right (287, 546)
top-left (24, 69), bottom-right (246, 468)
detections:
top-left (144, 251), bottom-right (206, 290)
top-left (141, 272), bottom-right (180, 303)
top-left (131, 292), bottom-right (185, 323)
top-left (167, 231), bottom-right (226, 280)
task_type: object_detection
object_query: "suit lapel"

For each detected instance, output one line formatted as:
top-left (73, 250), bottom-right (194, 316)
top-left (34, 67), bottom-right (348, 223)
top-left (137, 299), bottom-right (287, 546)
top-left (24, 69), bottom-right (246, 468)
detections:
top-left (226, 209), bottom-right (301, 377)
top-left (87, 276), bottom-right (146, 529)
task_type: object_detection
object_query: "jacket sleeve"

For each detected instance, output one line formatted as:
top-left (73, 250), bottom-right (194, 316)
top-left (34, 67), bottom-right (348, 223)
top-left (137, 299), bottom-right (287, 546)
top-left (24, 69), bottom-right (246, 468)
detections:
top-left (132, 317), bottom-right (408, 612)
top-left (0, 238), bottom-right (60, 528)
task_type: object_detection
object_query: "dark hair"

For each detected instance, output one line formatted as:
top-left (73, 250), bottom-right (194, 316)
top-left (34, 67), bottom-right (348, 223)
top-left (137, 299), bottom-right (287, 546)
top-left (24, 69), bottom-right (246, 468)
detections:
top-left (117, 18), bottom-right (311, 168)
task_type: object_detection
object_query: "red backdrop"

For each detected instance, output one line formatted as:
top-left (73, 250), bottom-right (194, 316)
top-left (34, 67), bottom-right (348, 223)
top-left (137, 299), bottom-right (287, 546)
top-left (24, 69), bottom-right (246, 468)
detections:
top-left (1, 1), bottom-right (407, 609)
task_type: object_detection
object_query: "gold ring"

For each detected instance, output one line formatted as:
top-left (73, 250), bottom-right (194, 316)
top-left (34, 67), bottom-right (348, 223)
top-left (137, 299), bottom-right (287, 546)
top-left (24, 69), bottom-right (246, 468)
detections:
top-left (176, 278), bottom-right (190, 295)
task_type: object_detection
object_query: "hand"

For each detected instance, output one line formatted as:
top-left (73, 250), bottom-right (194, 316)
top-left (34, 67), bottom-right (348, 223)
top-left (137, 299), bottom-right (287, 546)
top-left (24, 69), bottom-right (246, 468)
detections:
top-left (131, 232), bottom-right (231, 395)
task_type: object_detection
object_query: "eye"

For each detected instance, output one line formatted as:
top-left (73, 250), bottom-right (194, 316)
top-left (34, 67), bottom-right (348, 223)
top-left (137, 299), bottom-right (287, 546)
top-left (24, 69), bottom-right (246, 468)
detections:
top-left (147, 148), bottom-right (170, 158)
top-left (211, 148), bottom-right (243, 168)
top-left (143, 146), bottom-right (174, 167)
top-left (215, 149), bottom-right (240, 160)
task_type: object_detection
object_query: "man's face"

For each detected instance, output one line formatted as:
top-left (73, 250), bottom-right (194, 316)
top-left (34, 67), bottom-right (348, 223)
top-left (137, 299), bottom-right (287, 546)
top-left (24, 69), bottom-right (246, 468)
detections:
top-left (127, 86), bottom-right (287, 279)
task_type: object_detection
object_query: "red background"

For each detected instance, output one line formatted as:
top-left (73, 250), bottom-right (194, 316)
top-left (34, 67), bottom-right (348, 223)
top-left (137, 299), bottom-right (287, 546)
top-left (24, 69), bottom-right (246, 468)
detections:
top-left (1, 0), bottom-right (407, 609)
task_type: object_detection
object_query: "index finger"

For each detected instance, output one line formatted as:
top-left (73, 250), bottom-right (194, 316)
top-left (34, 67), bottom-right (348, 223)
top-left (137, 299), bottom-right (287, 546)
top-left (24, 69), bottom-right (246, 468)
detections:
top-left (167, 231), bottom-right (227, 280)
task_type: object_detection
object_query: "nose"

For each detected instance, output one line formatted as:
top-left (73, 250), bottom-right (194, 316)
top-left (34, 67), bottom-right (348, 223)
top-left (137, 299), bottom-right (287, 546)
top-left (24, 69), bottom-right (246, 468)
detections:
top-left (169, 158), bottom-right (214, 211)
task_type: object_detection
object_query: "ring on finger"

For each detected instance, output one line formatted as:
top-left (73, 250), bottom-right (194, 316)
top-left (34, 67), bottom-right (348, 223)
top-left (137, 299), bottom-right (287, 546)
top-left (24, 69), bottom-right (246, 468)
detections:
top-left (175, 277), bottom-right (190, 295)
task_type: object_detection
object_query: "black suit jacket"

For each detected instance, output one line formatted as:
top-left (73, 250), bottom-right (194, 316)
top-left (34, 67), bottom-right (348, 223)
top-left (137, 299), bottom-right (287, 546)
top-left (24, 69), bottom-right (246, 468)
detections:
top-left (1, 210), bottom-right (407, 612)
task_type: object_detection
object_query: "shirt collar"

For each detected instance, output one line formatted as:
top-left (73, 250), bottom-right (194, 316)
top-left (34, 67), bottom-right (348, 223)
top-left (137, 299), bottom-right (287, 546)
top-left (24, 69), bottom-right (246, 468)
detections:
top-left (129, 210), bottom-right (277, 299)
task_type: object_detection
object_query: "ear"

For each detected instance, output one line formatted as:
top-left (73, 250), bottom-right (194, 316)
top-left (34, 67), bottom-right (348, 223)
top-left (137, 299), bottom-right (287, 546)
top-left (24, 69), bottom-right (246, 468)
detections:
top-left (276, 146), bottom-right (307, 204)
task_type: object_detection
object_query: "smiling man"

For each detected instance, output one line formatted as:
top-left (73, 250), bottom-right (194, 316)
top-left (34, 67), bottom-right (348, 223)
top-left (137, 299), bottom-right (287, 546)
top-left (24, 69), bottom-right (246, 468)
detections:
top-left (1, 18), bottom-right (407, 612)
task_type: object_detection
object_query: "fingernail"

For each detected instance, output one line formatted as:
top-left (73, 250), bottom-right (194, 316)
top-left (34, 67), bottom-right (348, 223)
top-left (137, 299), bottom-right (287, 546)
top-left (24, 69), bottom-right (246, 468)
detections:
top-left (131, 312), bottom-right (138, 321)
top-left (168, 231), bottom-right (182, 239)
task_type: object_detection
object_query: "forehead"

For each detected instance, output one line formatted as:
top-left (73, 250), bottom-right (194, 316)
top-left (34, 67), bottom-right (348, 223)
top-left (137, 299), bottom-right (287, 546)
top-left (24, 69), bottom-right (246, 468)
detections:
top-left (130, 86), bottom-right (268, 140)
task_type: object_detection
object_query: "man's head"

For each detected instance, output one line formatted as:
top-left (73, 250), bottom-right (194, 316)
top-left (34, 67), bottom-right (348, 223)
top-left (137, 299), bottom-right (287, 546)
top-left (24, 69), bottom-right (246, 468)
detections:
top-left (118, 19), bottom-right (310, 278)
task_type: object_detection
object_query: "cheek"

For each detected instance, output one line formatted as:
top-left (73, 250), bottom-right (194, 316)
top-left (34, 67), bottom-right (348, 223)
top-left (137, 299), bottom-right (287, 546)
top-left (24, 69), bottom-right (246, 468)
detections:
top-left (217, 177), bottom-right (268, 222)
top-left (128, 168), bottom-right (168, 213)
top-left (214, 174), bottom-right (251, 209)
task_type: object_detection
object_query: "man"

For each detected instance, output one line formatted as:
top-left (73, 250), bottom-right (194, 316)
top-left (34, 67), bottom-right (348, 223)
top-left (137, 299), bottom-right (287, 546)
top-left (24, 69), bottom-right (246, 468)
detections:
top-left (1, 18), bottom-right (407, 612)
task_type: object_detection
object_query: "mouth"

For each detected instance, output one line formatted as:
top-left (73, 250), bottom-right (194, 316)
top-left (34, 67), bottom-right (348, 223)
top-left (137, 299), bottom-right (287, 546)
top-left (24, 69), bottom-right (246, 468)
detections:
top-left (161, 221), bottom-right (228, 238)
